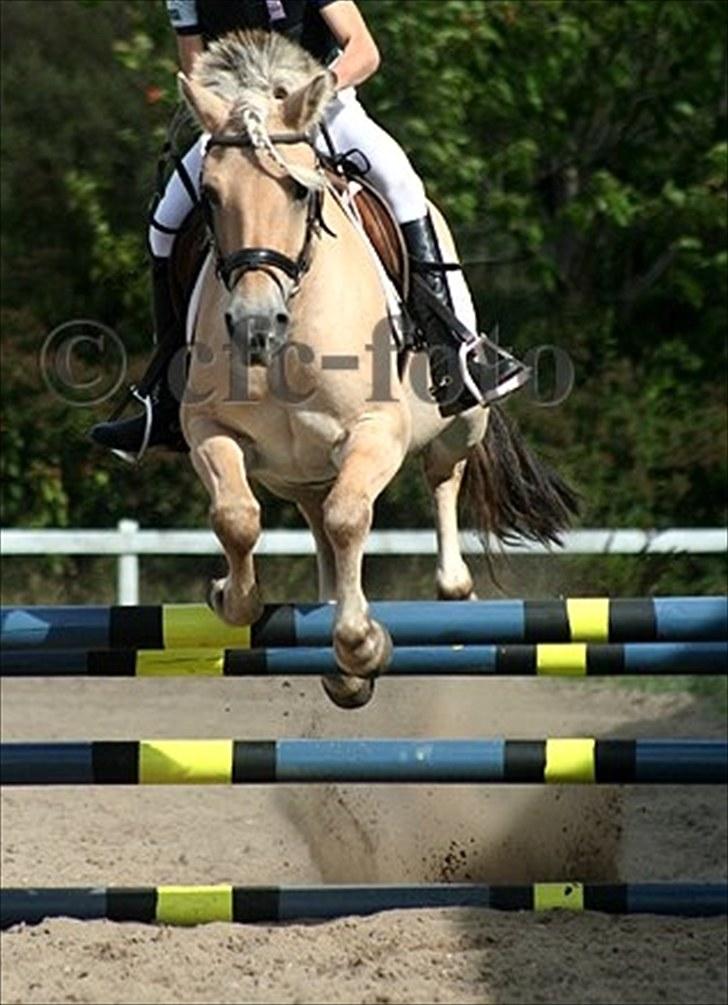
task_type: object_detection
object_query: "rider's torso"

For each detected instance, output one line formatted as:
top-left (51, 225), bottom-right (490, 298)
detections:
top-left (167, 0), bottom-right (338, 63)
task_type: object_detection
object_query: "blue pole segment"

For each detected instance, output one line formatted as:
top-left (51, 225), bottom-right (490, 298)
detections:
top-left (634, 740), bottom-right (728, 783)
top-left (278, 884), bottom-right (492, 919)
top-left (0, 650), bottom-right (86, 676)
top-left (389, 645), bottom-right (500, 674)
top-left (264, 645), bottom-right (496, 675)
top-left (0, 742), bottom-right (95, 785)
top-left (0, 889), bottom-right (108, 927)
top-left (292, 601), bottom-right (526, 646)
top-left (268, 645), bottom-right (500, 675)
top-left (623, 642), bottom-right (727, 673)
top-left (374, 601), bottom-right (527, 645)
top-left (0, 606), bottom-right (110, 650)
top-left (265, 647), bottom-right (336, 674)
top-left (625, 883), bottom-right (728, 916)
top-left (653, 597), bottom-right (728, 641)
top-left (275, 739), bottom-right (506, 782)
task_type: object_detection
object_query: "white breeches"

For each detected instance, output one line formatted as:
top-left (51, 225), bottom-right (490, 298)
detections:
top-left (149, 89), bottom-right (476, 333)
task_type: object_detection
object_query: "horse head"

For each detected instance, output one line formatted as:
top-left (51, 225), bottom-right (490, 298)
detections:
top-left (180, 38), bottom-right (333, 365)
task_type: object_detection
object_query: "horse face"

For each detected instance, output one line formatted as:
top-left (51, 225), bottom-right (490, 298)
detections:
top-left (201, 135), bottom-right (320, 367)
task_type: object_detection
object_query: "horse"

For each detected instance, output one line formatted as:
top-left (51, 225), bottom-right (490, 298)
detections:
top-left (177, 31), bottom-right (577, 708)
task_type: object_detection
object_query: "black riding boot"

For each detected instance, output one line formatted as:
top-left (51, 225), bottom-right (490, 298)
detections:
top-left (89, 257), bottom-right (187, 457)
top-left (401, 214), bottom-right (530, 416)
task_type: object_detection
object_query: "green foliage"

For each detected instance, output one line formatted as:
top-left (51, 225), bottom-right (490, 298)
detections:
top-left (64, 169), bottom-right (149, 322)
top-left (1, 0), bottom-right (726, 584)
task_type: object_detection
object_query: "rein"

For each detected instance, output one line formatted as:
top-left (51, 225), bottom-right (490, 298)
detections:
top-left (203, 130), bottom-right (327, 296)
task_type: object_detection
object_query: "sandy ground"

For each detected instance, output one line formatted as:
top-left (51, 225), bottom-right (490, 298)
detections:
top-left (1, 672), bottom-right (726, 1004)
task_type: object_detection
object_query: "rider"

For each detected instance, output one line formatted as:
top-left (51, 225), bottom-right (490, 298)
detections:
top-left (90, 0), bottom-right (530, 456)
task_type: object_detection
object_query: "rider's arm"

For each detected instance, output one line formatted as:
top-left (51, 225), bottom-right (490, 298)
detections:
top-left (177, 34), bottom-right (204, 75)
top-left (318, 1), bottom-right (380, 91)
top-left (166, 0), bottom-right (204, 74)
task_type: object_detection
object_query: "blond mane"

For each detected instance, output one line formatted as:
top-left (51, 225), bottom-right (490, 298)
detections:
top-left (188, 30), bottom-right (333, 189)
top-left (192, 30), bottom-right (328, 126)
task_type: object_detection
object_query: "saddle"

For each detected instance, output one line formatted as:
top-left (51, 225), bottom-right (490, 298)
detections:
top-left (169, 174), bottom-right (409, 330)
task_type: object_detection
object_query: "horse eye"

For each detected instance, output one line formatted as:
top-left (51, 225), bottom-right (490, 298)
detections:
top-left (202, 184), bottom-right (220, 207)
top-left (292, 181), bottom-right (309, 202)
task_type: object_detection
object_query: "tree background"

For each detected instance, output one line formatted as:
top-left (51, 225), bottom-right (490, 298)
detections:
top-left (1, 0), bottom-right (726, 598)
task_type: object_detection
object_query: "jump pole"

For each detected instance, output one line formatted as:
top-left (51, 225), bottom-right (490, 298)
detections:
top-left (2, 597), bottom-right (726, 650)
top-left (2, 738), bottom-right (726, 786)
top-left (2, 641), bottom-right (726, 677)
top-left (3, 882), bottom-right (727, 927)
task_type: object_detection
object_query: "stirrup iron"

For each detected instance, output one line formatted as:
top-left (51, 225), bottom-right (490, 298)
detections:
top-left (109, 387), bottom-right (154, 465)
top-left (458, 328), bottom-right (532, 408)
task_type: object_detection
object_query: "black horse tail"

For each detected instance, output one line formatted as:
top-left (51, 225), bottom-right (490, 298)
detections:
top-left (462, 405), bottom-right (580, 556)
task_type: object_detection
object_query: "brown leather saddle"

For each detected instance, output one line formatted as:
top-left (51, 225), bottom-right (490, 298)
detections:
top-left (169, 174), bottom-right (409, 333)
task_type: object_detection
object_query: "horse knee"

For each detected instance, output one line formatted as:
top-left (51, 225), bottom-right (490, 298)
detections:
top-left (210, 500), bottom-right (260, 554)
top-left (323, 492), bottom-right (371, 549)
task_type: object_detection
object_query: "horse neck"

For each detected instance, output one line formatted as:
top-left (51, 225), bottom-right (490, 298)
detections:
top-left (294, 186), bottom-right (388, 345)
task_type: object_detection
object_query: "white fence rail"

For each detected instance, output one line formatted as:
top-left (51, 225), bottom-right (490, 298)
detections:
top-left (2, 521), bottom-right (726, 606)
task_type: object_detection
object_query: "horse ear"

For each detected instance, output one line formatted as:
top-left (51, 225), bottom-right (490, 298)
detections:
top-left (178, 73), bottom-right (231, 133)
top-left (280, 72), bottom-right (334, 130)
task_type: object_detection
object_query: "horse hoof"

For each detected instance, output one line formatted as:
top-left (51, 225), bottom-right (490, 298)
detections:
top-left (436, 568), bottom-right (476, 601)
top-left (437, 588), bottom-right (479, 602)
top-left (206, 579), bottom-right (225, 616)
top-left (321, 673), bottom-right (376, 710)
top-left (333, 621), bottom-right (393, 680)
top-left (205, 579), bottom-right (263, 625)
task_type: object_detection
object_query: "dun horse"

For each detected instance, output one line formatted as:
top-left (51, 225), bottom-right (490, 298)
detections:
top-left (178, 32), bottom-right (577, 708)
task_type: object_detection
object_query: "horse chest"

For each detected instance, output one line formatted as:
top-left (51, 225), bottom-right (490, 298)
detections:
top-left (241, 409), bottom-right (347, 487)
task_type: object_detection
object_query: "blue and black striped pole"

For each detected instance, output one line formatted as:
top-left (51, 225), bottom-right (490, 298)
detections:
top-left (2, 882), bottom-right (726, 928)
top-left (2, 738), bottom-right (726, 785)
top-left (2, 641), bottom-right (725, 677)
top-left (2, 597), bottom-right (726, 650)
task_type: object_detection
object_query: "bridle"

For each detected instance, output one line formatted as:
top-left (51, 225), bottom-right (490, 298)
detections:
top-left (202, 130), bottom-right (330, 298)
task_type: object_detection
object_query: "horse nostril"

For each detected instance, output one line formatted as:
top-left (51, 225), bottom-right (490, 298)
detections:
top-left (224, 312), bottom-right (235, 337)
top-left (275, 312), bottom-right (289, 328)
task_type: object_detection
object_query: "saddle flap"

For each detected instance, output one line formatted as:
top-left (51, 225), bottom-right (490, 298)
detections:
top-left (170, 205), bottom-right (209, 321)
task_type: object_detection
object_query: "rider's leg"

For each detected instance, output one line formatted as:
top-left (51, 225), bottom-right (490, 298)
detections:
top-left (318, 90), bottom-right (530, 414)
top-left (89, 135), bottom-right (208, 455)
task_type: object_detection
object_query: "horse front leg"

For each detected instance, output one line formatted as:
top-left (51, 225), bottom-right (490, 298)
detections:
top-left (321, 414), bottom-right (408, 709)
top-left (188, 423), bottom-right (263, 626)
top-left (297, 493), bottom-right (336, 601)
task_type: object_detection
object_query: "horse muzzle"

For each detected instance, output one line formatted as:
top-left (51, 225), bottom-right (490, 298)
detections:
top-left (225, 308), bottom-right (289, 367)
